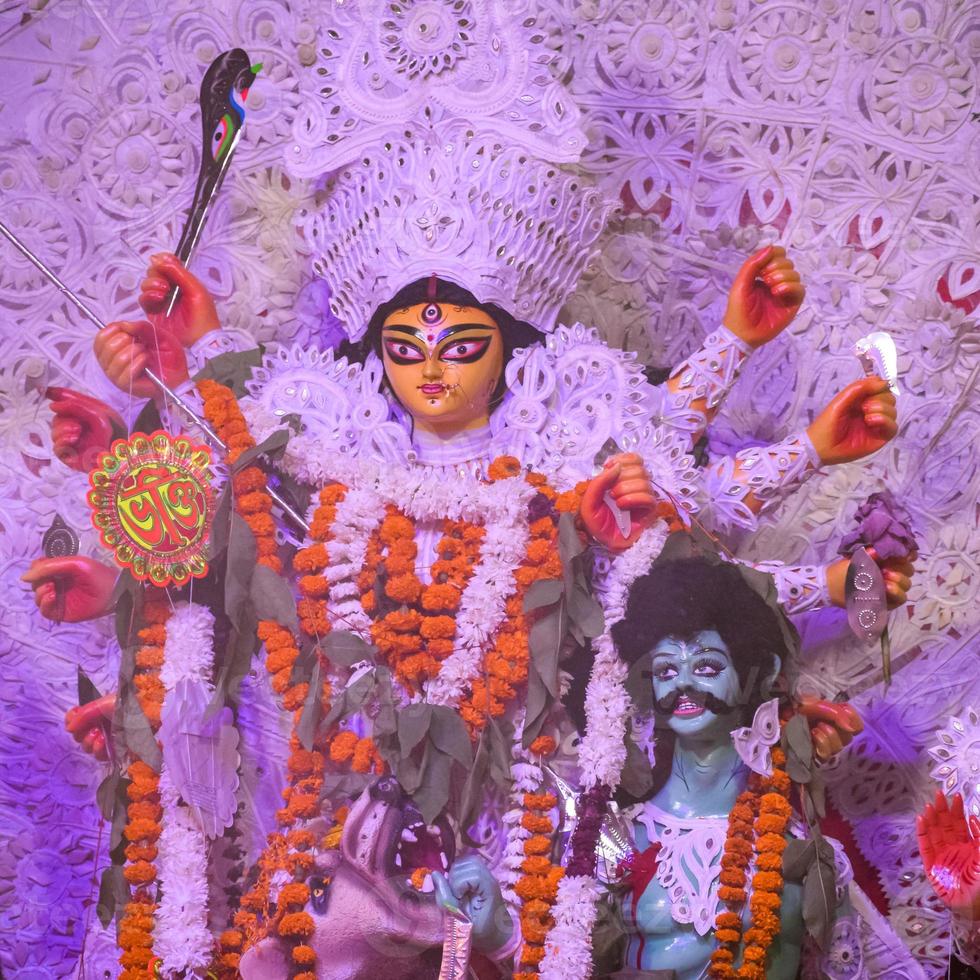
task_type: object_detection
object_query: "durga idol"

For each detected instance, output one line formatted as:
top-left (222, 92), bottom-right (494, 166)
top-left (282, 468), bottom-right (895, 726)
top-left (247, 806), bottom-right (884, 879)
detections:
top-left (24, 8), bottom-right (912, 979)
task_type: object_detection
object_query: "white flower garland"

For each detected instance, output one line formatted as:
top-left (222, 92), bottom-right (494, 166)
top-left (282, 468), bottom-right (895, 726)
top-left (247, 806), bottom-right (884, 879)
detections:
top-left (245, 401), bottom-right (541, 709)
top-left (540, 522), bottom-right (668, 980)
top-left (539, 875), bottom-right (603, 980)
top-left (155, 602), bottom-right (217, 974)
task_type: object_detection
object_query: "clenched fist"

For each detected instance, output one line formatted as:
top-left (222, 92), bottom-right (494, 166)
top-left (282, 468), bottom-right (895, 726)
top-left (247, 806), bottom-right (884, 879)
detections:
top-left (139, 251), bottom-right (220, 347)
top-left (581, 452), bottom-right (660, 552)
top-left (807, 376), bottom-right (898, 465)
top-left (65, 692), bottom-right (116, 761)
top-left (21, 556), bottom-right (117, 622)
top-left (93, 319), bottom-right (188, 399)
top-left (827, 548), bottom-right (915, 610)
top-left (46, 387), bottom-right (124, 472)
top-left (724, 245), bottom-right (805, 348)
top-left (796, 697), bottom-right (863, 763)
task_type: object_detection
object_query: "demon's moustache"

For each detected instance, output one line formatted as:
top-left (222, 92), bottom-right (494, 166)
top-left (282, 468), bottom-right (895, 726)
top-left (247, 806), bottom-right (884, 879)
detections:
top-left (655, 686), bottom-right (736, 716)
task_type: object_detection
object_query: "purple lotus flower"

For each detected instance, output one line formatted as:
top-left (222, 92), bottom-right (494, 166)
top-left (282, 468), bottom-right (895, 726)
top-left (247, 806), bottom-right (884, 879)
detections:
top-left (839, 491), bottom-right (918, 561)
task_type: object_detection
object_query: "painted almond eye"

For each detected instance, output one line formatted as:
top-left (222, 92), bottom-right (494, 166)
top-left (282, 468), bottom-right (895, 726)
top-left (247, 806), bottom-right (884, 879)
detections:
top-left (383, 339), bottom-right (425, 363)
top-left (693, 659), bottom-right (724, 677)
top-left (440, 337), bottom-right (491, 362)
top-left (654, 664), bottom-right (678, 681)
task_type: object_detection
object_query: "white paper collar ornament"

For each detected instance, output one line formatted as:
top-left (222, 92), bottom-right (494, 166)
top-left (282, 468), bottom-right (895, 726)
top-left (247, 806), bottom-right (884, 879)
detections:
top-left (731, 697), bottom-right (782, 777)
top-left (286, 1), bottom-right (615, 339)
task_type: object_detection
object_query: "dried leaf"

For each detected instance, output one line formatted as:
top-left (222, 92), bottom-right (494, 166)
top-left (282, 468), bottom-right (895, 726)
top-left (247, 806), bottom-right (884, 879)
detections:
top-left (230, 427), bottom-right (289, 474)
top-left (297, 658), bottom-right (322, 751)
top-left (97, 865), bottom-right (127, 927)
top-left (429, 706), bottom-right (472, 768)
top-left (251, 563), bottom-right (299, 632)
top-left (77, 666), bottom-right (102, 706)
top-left (398, 704), bottom-right (432, 757)
top-left (523, 577), bottom-right (562, 612)
top-left (193, 347), bottom-right (263, 398)
top-left (322, 630), bottom-right (376, 668)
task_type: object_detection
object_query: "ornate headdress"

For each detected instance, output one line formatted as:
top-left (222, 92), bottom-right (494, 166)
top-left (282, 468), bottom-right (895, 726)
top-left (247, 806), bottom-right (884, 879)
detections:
top-left (285, 0), bottom-right (616, 339)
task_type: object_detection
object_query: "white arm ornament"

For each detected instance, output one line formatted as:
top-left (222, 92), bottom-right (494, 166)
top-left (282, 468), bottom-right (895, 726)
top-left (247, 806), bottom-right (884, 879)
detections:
top-left (738, 559), bottom-right (830, 615)
top-left (184, 327), bottom-right (256, 375)
top-left (702, 431), bottom-right (822, 532)
top-left (662, 326), bottom-right (753, 445)
top-left (952, 913), bottom-right (980, 969)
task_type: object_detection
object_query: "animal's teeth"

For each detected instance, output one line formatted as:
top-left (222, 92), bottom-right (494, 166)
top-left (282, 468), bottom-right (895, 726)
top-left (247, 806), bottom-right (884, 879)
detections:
top-left (400, 828), bottom-right (418, 843)
top-left (420, 876), bottom-right (434, 893)
top-left (394, 853), bottom-right (402, 867)
top-left (439, 850), bottom-right (449, 870)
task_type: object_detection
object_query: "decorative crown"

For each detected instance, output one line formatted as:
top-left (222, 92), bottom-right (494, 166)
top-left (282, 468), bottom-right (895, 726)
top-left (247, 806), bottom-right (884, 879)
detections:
top-left (285, 0), bottom-right (616, 339)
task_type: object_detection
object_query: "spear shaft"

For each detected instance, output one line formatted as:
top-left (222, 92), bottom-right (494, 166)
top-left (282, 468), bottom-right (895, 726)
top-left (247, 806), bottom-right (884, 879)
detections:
top-left (0, 217), bottom-right (309, 532)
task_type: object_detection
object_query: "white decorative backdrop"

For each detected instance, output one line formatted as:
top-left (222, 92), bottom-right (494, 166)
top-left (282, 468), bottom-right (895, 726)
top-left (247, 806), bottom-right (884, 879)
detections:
top-left (0, 0), bottom-right (977, 977)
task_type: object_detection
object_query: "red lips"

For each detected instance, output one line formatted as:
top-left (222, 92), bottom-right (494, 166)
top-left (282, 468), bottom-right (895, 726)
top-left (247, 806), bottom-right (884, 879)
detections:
top-left (419, 384), bottom-right (445, 395)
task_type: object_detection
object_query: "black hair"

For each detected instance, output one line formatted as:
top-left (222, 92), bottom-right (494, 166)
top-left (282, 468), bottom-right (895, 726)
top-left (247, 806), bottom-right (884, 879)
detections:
top-left (563, 557), bottom-right (794, 803)
top-left (611, 558), bottom-right (789, 710)
top-left (337, 276), bottom-right (540, 409)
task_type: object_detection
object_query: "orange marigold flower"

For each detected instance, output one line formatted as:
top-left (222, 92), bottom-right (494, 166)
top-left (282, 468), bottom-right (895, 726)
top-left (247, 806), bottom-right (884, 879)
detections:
top-left (715, 911), bottom-right (741, 930)
top-left (520, 943), bottom-right (546, 966)
top-left (134, 646), bottom-right (164, 669)
top-left (233, 467), bottom-right (267, 494)
top-left (221, 929), bottom-right (244, 950)
top-left (386, 574), bottom-right (423, 604)
top-left (292, 945), bottom-right (317, 967)
top-left (124, 819), bottom-right (161, 842)
top-left (137, 623), bottom-right (167, 645)
top-left (756, 852), bottom-right (783, 872)
top-left (238, 491), bottom-right (274, 514)
top-left (522, 835), bottom-right (552, 856)
top-left (384, 609), bottom-right (423, 633)
top-left (756, 833), bottom-right (787, 854)
top-left (419, 583), bottom-right (460, 611)
top-left (245, 512), bottom-right (276, 537)
top-left (488, 456), bottom-right (522, 480)
top-left (420, 615), bottom-right (456, 639)
top-left (715, 928), bottom-right (741, 944)
top-left (351, 738), bottom-right (376, 773)
top-left (270, 667), bottom-right (293, 694)
top-left (278, 911), bottom-right (315, 938)
top-left (555, 489), bottom-right (583, 513)
top-left (751, 870), bottom-right (783, 892)
top-left (718, 886), bottom-right (747, 904)
top-left (123, 860), bottom-right (157, 884)
top-left (749, 891), bottom-right (781, 911)
top-left (523, 793), bottom-right (557, 811)
top-left (293, 543), bottom-right (329, 573)
top-left (528, 735), bottom-right (556, 757)
top-left (330, 730), bottom-right (358, 762)
top-left (298, 574), bottom-right (330, 598)
top-left (277, 882), bottom-right (310, 907)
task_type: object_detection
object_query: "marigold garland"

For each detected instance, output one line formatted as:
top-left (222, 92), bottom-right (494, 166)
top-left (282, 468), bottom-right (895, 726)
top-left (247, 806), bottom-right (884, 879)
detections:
top-left (200, 380), bottom-right (331, 978)
top-left (513, 740), bottom-right (564, 979)
top-left (709, 744), bottom-right (792, 979)
top-left (118, 592), bottom-right (170, 980)
top-left (459, 460), bottom-right (583, 736)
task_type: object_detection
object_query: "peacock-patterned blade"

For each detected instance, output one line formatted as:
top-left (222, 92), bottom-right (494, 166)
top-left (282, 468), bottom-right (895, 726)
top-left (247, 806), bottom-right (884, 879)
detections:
top-left (170, 49), bottom-right (261, 292)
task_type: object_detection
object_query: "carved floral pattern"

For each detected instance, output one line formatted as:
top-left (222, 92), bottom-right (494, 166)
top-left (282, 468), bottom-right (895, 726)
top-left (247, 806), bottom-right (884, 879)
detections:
top-left (0, 0), bottom-right (978, 976)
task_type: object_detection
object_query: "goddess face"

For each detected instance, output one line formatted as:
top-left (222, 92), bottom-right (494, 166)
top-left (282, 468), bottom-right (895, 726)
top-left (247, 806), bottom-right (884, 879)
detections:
top-left (650, 630), bottom-right (746, 741)
top-left (380, 302), bottom-right (504, 432)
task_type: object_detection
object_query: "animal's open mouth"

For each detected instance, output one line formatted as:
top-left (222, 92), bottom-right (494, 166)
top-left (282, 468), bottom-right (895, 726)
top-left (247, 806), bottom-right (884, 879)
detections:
top-left (389, 801), bottom-right (456, 892)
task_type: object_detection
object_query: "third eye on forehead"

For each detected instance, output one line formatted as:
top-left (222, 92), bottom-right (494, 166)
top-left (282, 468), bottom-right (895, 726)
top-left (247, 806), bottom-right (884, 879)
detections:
top-left (382, 323), bottom-right (497, 344)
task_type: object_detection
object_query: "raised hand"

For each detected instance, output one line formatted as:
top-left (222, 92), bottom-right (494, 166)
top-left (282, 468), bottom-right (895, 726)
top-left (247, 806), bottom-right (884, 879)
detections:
top-left (93, 319), bottom-right (188, 399)
top-left (139, 251), bottom-right (220, 347)
top-left (65, 692), bottom-right (116, 761)
top-left (827, 548), bottom-right (915, 610)
top-left (432, 855), bottom-right (513, 952)
top-left (46, 386), bottom-right (124, 472)
top-left (581, 452), bottom-right (660, 552)
top-left (807, 376), bottom-right (898, 465)
top-left (21, 556), bottom-right (117, 622)
top-left (917, 791), bottom-right (980, 920)
top-left (723, 245), bottom-right (805, 348)
top-left (796, 697), bottom-right (863, 763)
